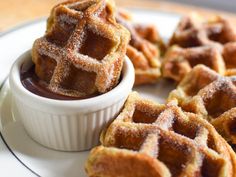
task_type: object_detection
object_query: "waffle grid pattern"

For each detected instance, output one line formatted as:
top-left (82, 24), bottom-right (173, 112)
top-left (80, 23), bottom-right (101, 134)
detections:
top-left (32, 0), bottom-right (130, 97)
top-left (86, 92), bottom-right (236, 177)
top-left (169, 65), bottom-right (236, 145)
top-left (162, 14), bottom-right (236, 82)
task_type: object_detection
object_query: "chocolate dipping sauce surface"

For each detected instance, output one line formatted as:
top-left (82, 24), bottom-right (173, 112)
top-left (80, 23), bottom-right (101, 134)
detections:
top-left (20, 64), bottom-right (100, 100)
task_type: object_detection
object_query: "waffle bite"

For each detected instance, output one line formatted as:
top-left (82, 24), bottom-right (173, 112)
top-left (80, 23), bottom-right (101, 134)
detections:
top-left (32, 0), bottom-right (130, 97)
top-left (162, 45), bottom-right (226, 82)
top-left (86, 92), bottom-right (236, 177)
top-left (163, 13), bottom-right (236, 82)
top-left (169, 13), bottom-right (236, 48)
top-left (223, 42), bottom-right (236, 76)
top-left (168, 65), bottom-right (236, 144)
top-left (116, 10), bottom-right (165, 85)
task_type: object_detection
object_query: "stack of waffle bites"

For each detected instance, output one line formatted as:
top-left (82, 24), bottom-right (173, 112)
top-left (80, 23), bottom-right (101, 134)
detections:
top-left (163, 13), bottom-right (236, 147)
top-left (32, 0), bottom-right (130, 98)
top-left (162, 13), bottom-right (236, 82)
top-left (85, 10), bottom-right (236, 177)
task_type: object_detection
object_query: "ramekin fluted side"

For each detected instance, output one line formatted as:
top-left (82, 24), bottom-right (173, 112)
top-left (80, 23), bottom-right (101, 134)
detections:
top-left (13, 96), bottom-right (125, 151)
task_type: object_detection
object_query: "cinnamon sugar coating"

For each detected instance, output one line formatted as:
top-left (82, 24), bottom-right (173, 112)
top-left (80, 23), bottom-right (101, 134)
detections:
top-left (223, 42), bottom-right (236, 76)
top-left (168, 65), bottom-right (236, 144)
top-left (169, 13), bottom-right (236, 48)
top-left (163, 14), bottom-right (236, 82)
top-left (32, 0), bottom-right (130, 97)
top-left (162, 44), bottom-right (236, 82)
top-left (86, 92), bottom-right (236, 177)
top-left (162, 45), bottom-right (226, 82)
top-left (116, 10), bottom-right (165, 85)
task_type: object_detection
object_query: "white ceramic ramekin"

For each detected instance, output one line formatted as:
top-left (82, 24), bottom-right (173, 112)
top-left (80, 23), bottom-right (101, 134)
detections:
top-left (9, 50), bottom-right (134, 151)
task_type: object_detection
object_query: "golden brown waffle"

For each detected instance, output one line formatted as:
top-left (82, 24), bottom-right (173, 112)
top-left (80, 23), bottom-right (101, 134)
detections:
top-left (86, 92), bottom-right (236, 177)
top-left (32, 0), bottom-right (130, 97)
top-left (169, 13), bottom-right (236, 48)
top-left (116, 10), bottom-right (165, 85)
top-left (162, 45), bottom-right (226, 82)
top-left (223, 42), bottom-right (236, 76)
top-left (168, 65), bottom-right (236, 144)
top-left (164, 13), bottom-right (236, 82)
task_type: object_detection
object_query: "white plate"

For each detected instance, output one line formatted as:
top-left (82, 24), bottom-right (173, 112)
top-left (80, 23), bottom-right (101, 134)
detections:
top-left (0, 9), bottom-right (180, 177)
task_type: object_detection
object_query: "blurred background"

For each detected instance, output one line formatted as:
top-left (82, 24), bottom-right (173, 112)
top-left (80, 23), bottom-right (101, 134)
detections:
top-left (166, 0), bottom-right (236, 13)
top-left (1, 0), bottom-right (236, 33)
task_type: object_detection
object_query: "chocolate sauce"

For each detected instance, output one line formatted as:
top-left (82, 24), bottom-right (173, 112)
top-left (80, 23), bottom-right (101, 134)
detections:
top-left (20, 64), bottom-right (100, 100)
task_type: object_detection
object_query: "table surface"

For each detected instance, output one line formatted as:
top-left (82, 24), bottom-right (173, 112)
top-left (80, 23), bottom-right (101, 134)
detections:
top-left (1, 0), bottom-right (236, 32)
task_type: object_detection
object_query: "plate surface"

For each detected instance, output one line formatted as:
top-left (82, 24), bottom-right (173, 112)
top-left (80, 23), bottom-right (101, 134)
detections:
top-left (0, 9), bottom-right (180, 177)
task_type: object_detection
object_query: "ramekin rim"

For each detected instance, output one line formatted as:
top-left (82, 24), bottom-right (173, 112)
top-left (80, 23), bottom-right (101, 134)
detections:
top-left (9, 50), bottom-right (134, 108)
